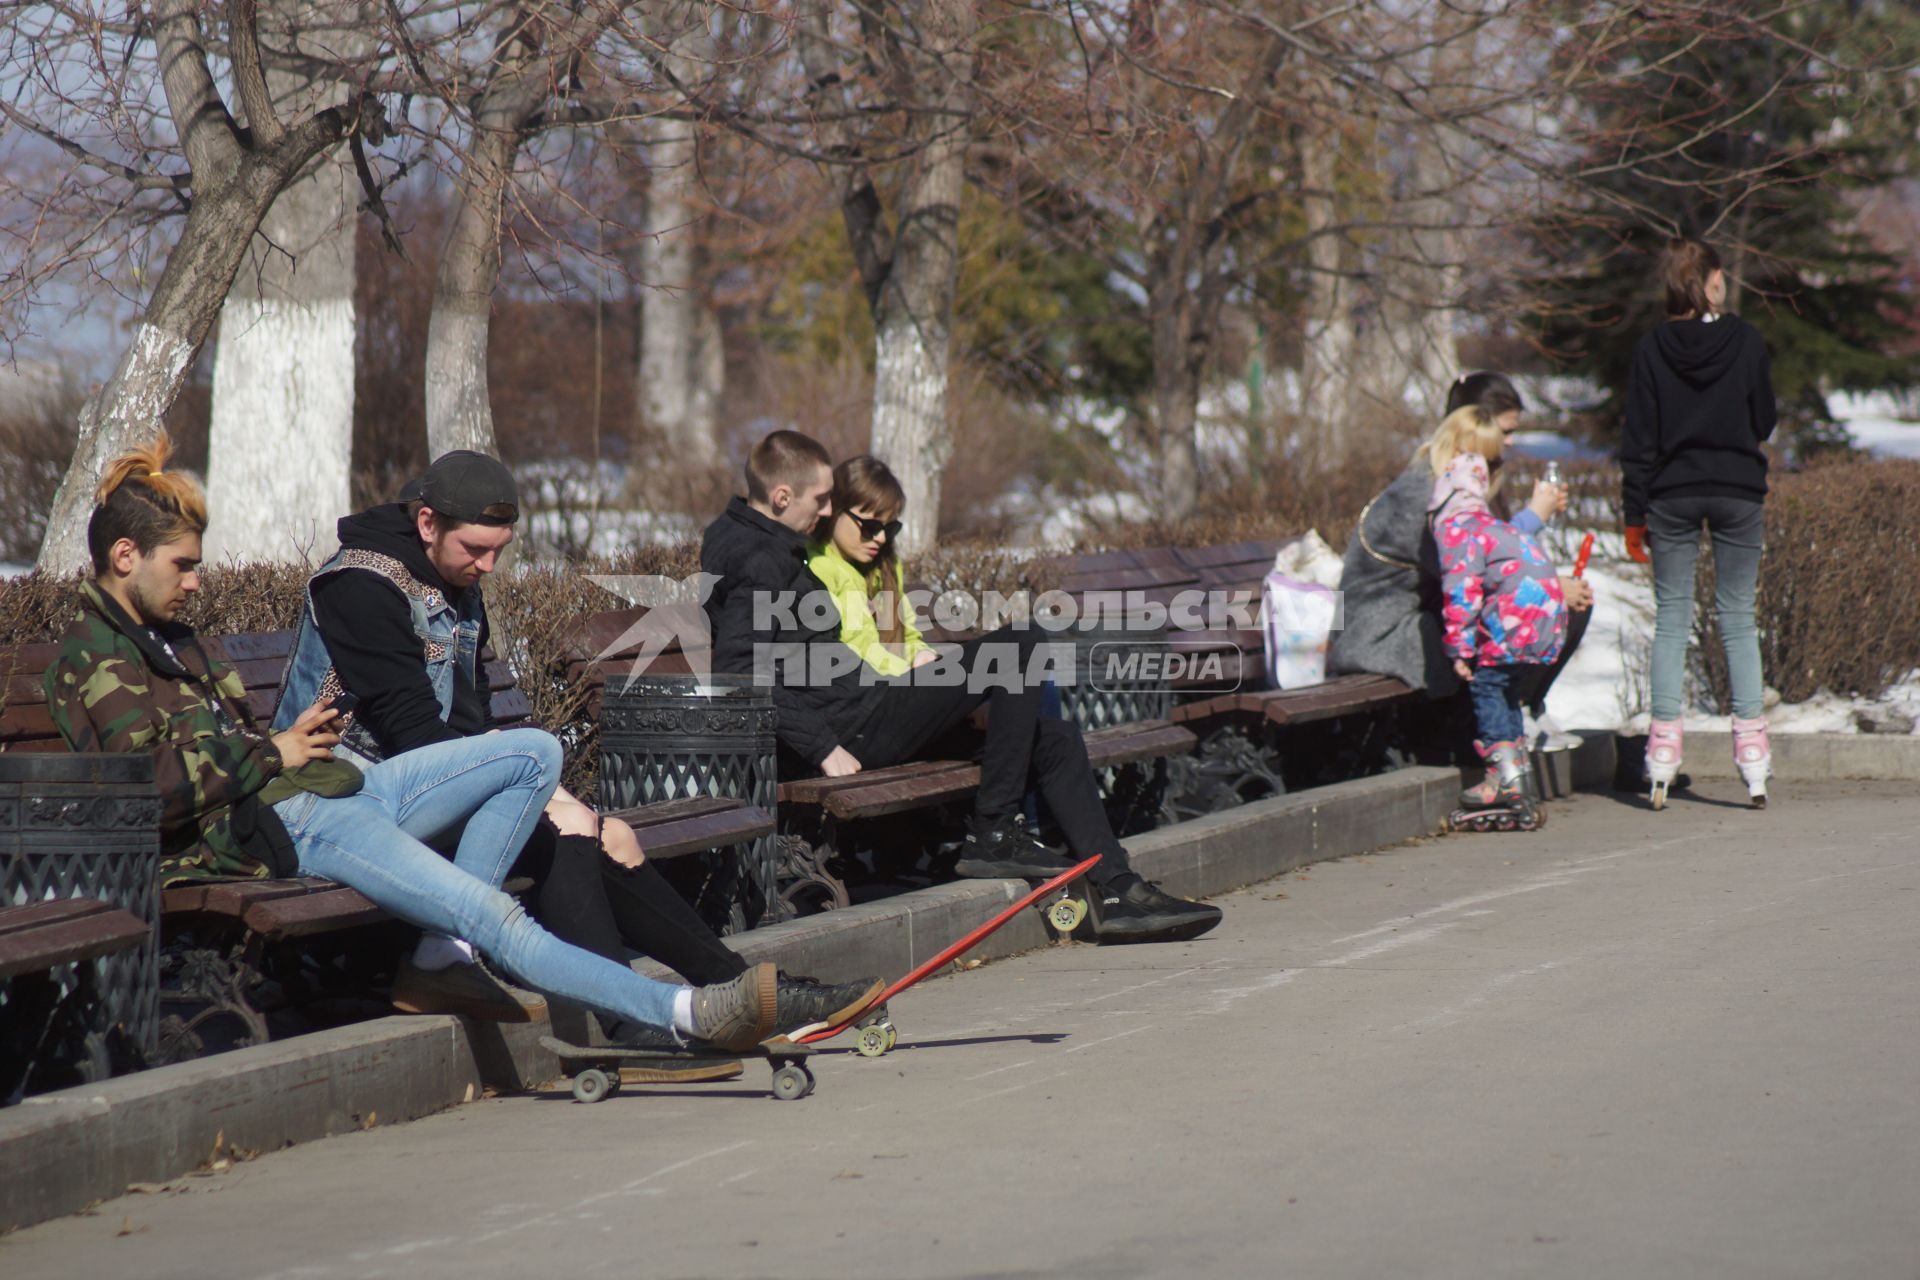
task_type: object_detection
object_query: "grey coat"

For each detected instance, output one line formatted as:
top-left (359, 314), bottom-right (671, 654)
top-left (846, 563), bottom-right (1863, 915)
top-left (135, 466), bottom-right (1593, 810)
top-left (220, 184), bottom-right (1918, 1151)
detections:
top-left (1328, 463), bottom-right (1460, 698)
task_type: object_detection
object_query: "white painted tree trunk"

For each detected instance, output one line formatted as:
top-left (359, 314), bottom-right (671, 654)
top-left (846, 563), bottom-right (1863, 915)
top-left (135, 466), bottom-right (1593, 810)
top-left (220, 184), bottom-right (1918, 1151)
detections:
top-left (34, 0), bottom-right (357, 574)
top-left (871, 313), bottom-right (952, 556)
top-left (636, 32), bottom-right (721, 478)
top-left (204, 4), bottom-right (367, 564)
top-left (205, 165), bottom-right (358, 563)
top-left (866, 0), bottom-right (974, 558)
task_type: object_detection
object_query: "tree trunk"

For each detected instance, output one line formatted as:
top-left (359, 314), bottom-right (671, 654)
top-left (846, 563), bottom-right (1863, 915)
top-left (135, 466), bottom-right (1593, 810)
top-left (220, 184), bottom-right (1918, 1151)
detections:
top-left (205, 4), bottom-right (367, 564)
top-left (424, 118), bottom-right (521, 461)
top-left (635, 28), bottom-right (721, 482)
top-left (1298, 109), bottom-right (1355, 468)
top-left (35, 0), bottom-right (351, 572)
top-left (1147, 267), bottom-right (1203, 521)
top-left (866, 0), bottom-right (974, 558)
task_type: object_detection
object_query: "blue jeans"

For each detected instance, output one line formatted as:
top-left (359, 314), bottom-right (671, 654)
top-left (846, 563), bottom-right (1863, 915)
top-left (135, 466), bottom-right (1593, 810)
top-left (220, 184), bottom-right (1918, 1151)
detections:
top-left (1647, 496), bottom-right (1765, 720)
top-left (271, 730), bottom-right (679, 1031)
top-left (1468, 664), bottom-right (1526, 746)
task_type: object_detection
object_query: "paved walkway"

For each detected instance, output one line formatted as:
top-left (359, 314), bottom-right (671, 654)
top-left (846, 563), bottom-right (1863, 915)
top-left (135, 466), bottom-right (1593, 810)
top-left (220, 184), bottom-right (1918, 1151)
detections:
top-left (5, 780), bottom-right (1918, 1279)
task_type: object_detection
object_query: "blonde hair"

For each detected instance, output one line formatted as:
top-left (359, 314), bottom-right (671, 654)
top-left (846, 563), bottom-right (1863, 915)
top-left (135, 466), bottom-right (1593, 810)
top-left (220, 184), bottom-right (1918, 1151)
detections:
top-left (1417, 405), bottom-right (1506, 481)
top-left (86, 435), bottom-right (208, 574)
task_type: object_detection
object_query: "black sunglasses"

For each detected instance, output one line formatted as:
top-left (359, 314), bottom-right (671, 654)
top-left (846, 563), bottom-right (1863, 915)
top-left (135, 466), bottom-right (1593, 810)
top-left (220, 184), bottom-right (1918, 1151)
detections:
top-left (846, 512), bottom-right (903, 541)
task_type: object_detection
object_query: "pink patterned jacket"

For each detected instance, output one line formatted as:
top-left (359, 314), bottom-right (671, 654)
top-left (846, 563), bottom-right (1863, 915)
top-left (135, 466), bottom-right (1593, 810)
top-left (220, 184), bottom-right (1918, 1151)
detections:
top-left (1429, 454), bottom-right (1568, 667)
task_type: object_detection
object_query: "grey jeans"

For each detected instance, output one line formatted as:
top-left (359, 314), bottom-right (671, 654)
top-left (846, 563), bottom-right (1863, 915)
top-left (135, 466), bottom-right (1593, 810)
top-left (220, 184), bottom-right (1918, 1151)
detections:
top-left (1647, 495), bottom-right (1766, 721)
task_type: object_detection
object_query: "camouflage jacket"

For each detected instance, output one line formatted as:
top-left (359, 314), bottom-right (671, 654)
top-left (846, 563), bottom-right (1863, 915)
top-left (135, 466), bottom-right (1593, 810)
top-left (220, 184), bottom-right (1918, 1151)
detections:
top-left (43, 581), bottom-right (301, 884)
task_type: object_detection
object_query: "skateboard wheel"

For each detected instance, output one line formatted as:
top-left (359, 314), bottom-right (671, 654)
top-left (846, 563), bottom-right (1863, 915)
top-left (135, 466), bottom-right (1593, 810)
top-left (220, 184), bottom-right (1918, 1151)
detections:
top-left (800, 1065), bottom-right (818, 1098)
top-left (772, 1065), bottom-right (809, 1101)
top-left (573, 1068), bottom-right (612, 1104)
top-left (856, 1023), bottom-right (891, 1058)
top-left (1047, 897), bottom-right (1087, 934)
top-left (882, 1024), bottom-right (897, 1052)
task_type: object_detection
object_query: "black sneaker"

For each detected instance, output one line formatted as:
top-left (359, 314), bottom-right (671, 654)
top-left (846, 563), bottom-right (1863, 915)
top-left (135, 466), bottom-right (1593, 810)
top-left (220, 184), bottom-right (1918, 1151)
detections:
top-left (954, 814), bottom-right (1076, 879)
top-left (597, 1023), bottom-right (745, 1083)
top-left (1087, 878), bottom-right (1222, 944)
top-left (774, 971), bottom-right (886, 1036)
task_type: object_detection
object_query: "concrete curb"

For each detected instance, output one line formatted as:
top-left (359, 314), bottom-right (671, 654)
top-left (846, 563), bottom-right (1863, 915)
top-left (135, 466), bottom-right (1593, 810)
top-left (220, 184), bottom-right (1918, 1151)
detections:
top-left (1562, 729), bottom-right (1920, 791)
top-left (1, 765), bottom-right (1457, 1233)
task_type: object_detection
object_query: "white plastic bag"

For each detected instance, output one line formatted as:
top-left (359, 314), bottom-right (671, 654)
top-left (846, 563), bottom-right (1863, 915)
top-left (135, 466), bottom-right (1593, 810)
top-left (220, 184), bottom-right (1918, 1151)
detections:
top-left (1261, 531), bottom-right (1344, 689)
top-left (1263, 573), bottom-right (1339, 689)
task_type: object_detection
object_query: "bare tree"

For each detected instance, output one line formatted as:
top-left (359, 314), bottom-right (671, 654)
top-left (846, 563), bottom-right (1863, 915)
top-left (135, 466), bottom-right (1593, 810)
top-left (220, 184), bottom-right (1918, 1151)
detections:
top-left (205, 0), bottom-right (374, 564)
top-left (798, 0), bottom-right (977, 557)
top-left (28, 0), bottom-right (380, 573)
top-left (632, 6), bottom-right (724, 479)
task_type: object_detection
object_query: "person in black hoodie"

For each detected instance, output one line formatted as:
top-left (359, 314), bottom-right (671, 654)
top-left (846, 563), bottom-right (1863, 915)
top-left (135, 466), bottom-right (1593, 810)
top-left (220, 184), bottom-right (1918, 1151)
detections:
top-left (1621, 238), bottom-right (1778, 809)
top-left (701, 430), bottom-right (1221, 944)
top-left (278, 451), bottom-right (884, 1051)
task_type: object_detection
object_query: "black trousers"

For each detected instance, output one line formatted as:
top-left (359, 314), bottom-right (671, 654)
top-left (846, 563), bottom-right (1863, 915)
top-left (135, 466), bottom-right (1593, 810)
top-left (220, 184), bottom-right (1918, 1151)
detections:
top-left (511, 818), bottom-right (747, 986)
top-left (1510, 602), bottom-right (1592, 715)
top-left (843, 628), bottom-right (1130, 874)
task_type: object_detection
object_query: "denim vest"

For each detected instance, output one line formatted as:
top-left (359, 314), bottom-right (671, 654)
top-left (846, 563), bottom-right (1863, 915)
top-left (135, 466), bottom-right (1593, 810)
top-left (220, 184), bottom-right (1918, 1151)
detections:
top-left (274, 548), bottom-right (485, 767)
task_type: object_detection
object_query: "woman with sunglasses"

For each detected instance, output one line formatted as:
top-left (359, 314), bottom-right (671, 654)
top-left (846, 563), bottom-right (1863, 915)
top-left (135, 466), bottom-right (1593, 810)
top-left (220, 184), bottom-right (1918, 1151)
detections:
top-left (807, 456), bottom-right (934, 676)
top-left (805, 454), bottom-right (1221, 943)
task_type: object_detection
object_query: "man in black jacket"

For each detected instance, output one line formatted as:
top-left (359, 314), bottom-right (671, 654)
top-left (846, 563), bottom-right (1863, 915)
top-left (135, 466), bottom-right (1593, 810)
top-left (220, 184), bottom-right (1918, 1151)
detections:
top-left (279, 451), bottom-right (883, 1047)
top-left (701, 431), bottom-right (1221, 944)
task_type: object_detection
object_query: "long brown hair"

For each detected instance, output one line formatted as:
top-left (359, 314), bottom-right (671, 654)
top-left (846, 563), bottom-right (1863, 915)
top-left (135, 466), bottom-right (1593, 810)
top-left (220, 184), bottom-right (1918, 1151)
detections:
top-left (86, 435), bottom-right (208, 575)
top-left (831, 455), bottom-right (908, 645)
top-left (1663, 237), bottom-right (1722, 320)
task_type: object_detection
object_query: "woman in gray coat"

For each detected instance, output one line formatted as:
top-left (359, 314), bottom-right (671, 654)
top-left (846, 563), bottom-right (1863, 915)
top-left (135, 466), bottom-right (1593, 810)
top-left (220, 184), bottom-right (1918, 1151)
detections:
top-left (1329, 374), bottom-right (1592, 738)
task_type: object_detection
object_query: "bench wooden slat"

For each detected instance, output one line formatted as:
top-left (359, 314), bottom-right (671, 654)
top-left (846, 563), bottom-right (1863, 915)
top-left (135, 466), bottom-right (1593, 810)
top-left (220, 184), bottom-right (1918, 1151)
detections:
top-left (631, 807), bottom-right (774, 860)
top-left (243, 887), bottom-right (386, 939)
top-left (1173, 539), bottom-right (1286, 570)
top-left (822, 767), bottom-right (985, 820)
top-left (0, 898), bottom-right (118, 938)
top-left (780, 760), bottom-right (972, 806)
top-left (1084, 720), bottom-right (1197, 768)
top-left (612, 796), bottom-right (743, 827)
top-left (207, 631), bottom-right (296, 662)
top-left (0, 901), bottom-right (149, 979)
top-left (818, 721), bottom-right (1194, 821)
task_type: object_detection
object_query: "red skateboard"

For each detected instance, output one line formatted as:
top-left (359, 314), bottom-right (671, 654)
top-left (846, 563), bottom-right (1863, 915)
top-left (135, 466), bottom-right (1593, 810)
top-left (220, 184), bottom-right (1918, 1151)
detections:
top-left (794, 853), bottom-right (1103, 1058)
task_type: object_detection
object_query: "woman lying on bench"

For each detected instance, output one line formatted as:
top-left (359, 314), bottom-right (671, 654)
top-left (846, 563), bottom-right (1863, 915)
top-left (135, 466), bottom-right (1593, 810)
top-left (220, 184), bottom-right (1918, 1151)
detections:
top-left (804, 453), bottom-right (1221, 945)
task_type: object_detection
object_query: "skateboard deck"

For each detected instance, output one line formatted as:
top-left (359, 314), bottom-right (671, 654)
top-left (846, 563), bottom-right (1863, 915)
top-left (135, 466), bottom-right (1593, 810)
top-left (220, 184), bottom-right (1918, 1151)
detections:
top-left (540, 1034), bottom-right (816, 1102)
top-left (795, 853), bottom-right (1103, 1058)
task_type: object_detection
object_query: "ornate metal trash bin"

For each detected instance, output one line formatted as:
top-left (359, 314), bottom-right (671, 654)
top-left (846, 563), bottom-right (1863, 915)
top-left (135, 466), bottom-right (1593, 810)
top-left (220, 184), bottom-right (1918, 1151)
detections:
top-left (598, 675), bottom-right (782, 934)
top-left (1056, 621), bottom-right (1173, 729)
top-left (1, 753), bottom-right (162, 1091)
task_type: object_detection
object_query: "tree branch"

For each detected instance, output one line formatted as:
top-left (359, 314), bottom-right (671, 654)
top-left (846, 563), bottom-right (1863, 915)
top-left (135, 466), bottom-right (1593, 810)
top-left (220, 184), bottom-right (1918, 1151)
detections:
top-left (228, 0), bottom-right (285, 148)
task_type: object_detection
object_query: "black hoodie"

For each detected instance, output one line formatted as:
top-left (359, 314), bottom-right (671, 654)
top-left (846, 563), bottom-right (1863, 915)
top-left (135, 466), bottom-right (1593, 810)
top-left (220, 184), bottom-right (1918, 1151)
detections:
top-left (1621, 314), bottom-right (1778, 524)
top-left (700, 496), bottom-right (878, 766)
top-left (308, 503), bottom-right (493, 757)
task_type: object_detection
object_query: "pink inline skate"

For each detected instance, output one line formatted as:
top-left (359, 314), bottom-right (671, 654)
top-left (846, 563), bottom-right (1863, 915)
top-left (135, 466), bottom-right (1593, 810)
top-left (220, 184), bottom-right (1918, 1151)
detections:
top-left (1731, 715), bottom-right (1771, 809)
top-left (1646, 718), bottom-right (1684, 811)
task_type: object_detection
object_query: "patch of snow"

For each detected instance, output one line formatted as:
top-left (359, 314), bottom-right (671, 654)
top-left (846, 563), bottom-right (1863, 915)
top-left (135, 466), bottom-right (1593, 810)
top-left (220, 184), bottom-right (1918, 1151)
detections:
top-left (1831, 390), bottom-right (1920, 459)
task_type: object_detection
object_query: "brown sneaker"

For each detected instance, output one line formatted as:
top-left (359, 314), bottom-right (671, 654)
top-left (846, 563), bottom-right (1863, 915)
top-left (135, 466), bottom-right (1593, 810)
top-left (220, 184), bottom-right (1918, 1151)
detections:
top-left (391, 957), bottom-right (548, 1022)
top-left (689, 961), bottom-right (779, 1050)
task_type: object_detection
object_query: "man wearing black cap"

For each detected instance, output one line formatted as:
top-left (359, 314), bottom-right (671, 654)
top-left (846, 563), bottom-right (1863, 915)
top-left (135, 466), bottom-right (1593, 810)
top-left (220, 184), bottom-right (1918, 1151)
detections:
top-left (277, 451), bottom-right (882, 1050)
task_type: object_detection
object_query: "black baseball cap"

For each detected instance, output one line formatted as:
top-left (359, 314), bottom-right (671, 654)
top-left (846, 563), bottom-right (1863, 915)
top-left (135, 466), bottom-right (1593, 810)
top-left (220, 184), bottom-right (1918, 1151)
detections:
top-left (401, 451), bottom-right (520, 525)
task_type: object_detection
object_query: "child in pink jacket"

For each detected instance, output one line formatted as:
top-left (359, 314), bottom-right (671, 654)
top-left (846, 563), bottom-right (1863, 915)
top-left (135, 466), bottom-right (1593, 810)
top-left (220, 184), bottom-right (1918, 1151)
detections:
top-left (1425, 406), bottom-right (1569, 823)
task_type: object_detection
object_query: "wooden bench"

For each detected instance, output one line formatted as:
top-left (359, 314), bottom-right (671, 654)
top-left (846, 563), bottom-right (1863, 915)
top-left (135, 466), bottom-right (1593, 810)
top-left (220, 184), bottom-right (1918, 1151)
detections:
top-left (1038, 540), bottom-right (1422, 816)
top-left (0, 899), bottom-right (149, 981)
top-left (0, 898), bottom-right (152, 1099)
